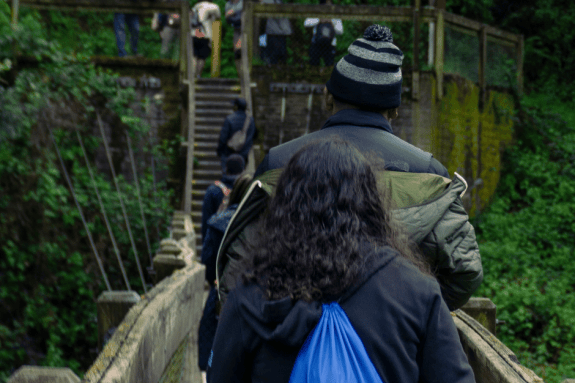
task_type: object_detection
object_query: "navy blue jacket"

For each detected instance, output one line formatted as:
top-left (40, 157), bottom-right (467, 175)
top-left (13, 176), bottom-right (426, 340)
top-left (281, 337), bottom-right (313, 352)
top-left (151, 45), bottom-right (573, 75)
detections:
top-left (201, 204), bottom-right (237, 286)
top-left (217, 110), bottom-right (255, 161)
top-left (207, 246), bottom-right (475, 383)
top-left (255, 109), bottom-right (448, 177)
top-left (201, 175), bottom-right (237, 241)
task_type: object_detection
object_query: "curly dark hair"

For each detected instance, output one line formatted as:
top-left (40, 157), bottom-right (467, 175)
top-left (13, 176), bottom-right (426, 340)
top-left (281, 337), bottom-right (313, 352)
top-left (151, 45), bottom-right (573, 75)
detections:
top-left (244, 138), bottom-right (431, 302)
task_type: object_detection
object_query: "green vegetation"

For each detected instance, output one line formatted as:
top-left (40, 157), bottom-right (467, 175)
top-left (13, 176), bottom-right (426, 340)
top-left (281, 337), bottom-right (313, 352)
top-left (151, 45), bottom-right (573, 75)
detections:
top-left (1, 0), bottom-right (575, 382)
top-left (0, 3), bottom-right (173, 381)
top-left (473, 99), bottom-right (575, 382)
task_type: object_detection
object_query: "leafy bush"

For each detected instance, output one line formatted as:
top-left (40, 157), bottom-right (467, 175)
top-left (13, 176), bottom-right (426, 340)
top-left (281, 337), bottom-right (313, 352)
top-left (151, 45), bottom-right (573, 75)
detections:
top-left (473, 100), bottom-right (575, 383)
top-left (0, 4), bottom-right (173, 381)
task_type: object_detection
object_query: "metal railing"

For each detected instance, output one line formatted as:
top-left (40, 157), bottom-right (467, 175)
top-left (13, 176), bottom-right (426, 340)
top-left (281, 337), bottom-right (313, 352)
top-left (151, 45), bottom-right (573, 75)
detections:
top-left (241, 1), bottom-right (523, 101)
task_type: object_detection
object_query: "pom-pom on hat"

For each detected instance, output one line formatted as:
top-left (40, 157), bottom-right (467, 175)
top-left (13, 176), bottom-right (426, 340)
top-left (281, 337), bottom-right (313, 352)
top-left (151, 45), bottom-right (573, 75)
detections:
top-left (326, 24), bottom-right (404, 110)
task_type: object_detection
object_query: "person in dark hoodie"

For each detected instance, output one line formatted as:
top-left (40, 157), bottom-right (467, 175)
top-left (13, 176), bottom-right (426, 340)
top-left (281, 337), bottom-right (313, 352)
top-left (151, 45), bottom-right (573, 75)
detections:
top-left (198, 173), bottom-right (253, 378)
top-left (207, 138), bottom-right (475, 383)
top-left (201, 154), bottom-right (245, 242)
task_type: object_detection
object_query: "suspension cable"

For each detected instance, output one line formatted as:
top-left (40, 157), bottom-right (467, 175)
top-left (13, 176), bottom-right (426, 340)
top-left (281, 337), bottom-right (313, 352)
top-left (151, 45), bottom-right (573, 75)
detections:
top-left (76, 132), bottom-right (131, 291)
top-left (126, 133), bottom-right (153, 268)
top-left (151, 156), bottom-right (161, 238)
top-left (96, 113), bottom-right (147, 293)
top-left (47, 126), bottom-right (112, 291)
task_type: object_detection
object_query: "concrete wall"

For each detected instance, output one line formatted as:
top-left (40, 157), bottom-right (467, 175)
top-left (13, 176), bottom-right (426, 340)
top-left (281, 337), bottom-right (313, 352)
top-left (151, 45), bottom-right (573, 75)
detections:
top-left (250, 70), bottom-right (515, 216)
top-left (82, 211), bottom-right (203, 383)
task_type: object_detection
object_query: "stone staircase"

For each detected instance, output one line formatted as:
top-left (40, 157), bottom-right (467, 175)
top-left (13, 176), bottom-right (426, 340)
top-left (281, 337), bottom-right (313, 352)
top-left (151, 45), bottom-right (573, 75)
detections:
top-left (189, 78), bottom-right (241, 255)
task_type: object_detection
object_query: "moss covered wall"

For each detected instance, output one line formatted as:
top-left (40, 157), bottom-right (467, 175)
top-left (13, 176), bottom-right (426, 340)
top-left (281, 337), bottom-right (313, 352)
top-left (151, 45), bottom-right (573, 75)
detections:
top-left (434, 75), bottom-right (514, 215)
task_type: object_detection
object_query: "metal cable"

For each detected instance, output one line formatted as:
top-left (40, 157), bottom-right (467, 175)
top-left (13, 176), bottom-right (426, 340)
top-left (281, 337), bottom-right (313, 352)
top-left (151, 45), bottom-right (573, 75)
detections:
top-left (126, 133), bottom-right (153, 268)
top-left (151, 156), bottom-right (160, 238)
top-left (96, 113), bottom-right (148, 293)
top-left (76, 132), bottom-right (131, 291)
top-left (47, 125), bottom-right (112, 291)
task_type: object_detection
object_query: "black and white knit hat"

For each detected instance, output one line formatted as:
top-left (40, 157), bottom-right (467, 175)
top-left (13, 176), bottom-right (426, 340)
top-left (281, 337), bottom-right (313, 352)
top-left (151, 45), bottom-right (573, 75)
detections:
top-left (326, 24), bottom-right (404, 110)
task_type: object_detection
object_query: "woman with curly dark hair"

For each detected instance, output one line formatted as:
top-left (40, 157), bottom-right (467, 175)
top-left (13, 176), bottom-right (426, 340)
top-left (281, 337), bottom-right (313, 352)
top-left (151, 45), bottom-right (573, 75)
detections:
top-left (207, 138), bottom-right (475, 383)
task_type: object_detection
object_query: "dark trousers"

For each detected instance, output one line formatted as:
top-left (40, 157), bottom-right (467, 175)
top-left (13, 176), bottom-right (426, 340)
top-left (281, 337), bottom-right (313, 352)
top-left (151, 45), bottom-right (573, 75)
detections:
top-left (266, 35), bottom-right (287, 64)
top-left (114, 13), bottom-right (139, 57)
top-left (309, 41), bottom-right (335, 66)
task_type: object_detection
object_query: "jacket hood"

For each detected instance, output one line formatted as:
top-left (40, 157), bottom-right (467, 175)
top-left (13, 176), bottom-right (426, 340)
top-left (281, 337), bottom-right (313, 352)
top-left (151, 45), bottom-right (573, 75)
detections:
top-left (392, 172), bottom-right (468, 243)
top-left (231, 246), bottom-right (398, 348)
top-left (234, 284), bottom-right (323, 347)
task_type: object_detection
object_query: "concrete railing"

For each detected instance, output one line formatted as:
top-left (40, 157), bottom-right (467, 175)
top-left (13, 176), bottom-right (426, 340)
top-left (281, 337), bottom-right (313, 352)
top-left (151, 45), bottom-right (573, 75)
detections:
top-left (8, 211), bottom-right (204, 383)
top-left (6, 212), bottom-right (553, 383)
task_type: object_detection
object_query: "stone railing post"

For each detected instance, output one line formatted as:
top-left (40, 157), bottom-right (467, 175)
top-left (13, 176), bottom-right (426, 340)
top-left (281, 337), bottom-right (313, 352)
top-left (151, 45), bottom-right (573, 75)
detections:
top-left (97, 290), bottom-right (141, 351)
top-left (460, 297), bottom-right (497, 335)
top-left (7, 366), bottom-right (80, 383)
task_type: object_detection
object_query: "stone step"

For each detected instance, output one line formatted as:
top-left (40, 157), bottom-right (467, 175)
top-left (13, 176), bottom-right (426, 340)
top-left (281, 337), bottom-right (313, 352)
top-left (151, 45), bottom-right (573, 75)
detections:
top-left (193, 169), bottom-right (221, 178)
top-left (194, 149), bottom-right (219, 158)
top-left (196, 100), bottom-right (236, 109)
top-left (196, 107), bottom-right (234, 116)
top-left (191, 179), bottom-right (217, 188)
top-left (196, 116), bottom-right (226, 124)
top-left (194, 132), bottom-right (220, 142)
top-left (183, 141), bottom-right (218, 150)
top-left (196, 92), bottom-right (240, 101)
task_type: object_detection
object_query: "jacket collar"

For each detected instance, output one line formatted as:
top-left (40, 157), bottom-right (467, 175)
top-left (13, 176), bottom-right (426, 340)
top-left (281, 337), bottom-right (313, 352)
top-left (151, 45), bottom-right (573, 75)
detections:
top-left (321, 109), bottom-right (394, 134)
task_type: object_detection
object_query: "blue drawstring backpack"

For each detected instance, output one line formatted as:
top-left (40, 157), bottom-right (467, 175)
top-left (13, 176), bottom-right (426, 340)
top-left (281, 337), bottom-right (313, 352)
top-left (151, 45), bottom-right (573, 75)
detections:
top-left (289, 302), bottom-right (385, 383)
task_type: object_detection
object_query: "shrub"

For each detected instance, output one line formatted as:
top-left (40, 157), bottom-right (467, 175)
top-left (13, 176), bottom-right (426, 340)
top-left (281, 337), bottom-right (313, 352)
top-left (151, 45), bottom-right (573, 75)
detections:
top-left (473, 100), bottom-right (575, 383)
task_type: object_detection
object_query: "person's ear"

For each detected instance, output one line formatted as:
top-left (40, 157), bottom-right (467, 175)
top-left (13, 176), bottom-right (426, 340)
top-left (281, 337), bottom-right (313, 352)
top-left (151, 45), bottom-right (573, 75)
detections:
top-left (324, 87), bottom-right (334, 112)
top-left (390, 108), bottom-right (399, 120)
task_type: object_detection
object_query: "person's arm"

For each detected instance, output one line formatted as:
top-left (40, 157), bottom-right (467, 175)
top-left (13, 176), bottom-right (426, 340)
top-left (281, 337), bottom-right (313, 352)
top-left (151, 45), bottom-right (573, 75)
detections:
top-left (217, 117), bottom-right (232, 157)
top-left (207, 290), bottom-right (250, 383)
top-left (304, 18), bottom-right (319, 27)
top-left (201, 187), bottom-right (222, 241)
top-left (225, 2), bottom-right (242, 27)
top-left (201, 227), bottom-right (224, 286)
top-left (332, 19), bottom-right (344, 35)
top-left (422, 196), bottom-right (483, 311)
top-left (419, 285), bottom-right (476, 383)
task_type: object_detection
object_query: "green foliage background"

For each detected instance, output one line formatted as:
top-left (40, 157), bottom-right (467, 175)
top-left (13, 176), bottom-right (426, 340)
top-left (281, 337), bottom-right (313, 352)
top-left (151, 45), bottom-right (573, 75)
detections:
top-left (1, 0), bottom-right (575, 382)
top-left (0, 3), bottom-right (174, 381)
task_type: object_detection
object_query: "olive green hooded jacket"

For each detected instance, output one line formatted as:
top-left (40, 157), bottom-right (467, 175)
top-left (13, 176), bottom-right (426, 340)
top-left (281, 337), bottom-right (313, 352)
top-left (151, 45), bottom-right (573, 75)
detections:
top-left (216, 170), bottom-right (483, 311)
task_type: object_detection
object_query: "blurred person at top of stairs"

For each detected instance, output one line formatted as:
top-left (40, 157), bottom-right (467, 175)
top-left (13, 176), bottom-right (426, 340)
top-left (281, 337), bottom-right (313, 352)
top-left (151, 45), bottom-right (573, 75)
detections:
top-left (201, 154), bottom-right (245, 243)
top-left (192, 0), bottom-right (222, 76)
top-left (217, 98), bottom-right (255, 172)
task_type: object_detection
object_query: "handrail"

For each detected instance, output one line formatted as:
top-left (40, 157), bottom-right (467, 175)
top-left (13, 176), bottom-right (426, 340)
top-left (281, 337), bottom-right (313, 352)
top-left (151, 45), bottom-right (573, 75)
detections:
top-left (244, 2), bottom-right (524, 97)
top-left (183, 3), bottom-right (196, 215)
top-left (17, 0), bottom-right (185, 13)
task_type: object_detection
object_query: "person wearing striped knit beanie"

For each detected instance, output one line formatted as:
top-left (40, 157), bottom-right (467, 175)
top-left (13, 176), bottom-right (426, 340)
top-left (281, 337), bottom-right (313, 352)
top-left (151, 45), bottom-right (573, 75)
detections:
top-left (254, 24), bottom-right (449, 178)
top-left (249, 25), bottom-right (483, 313)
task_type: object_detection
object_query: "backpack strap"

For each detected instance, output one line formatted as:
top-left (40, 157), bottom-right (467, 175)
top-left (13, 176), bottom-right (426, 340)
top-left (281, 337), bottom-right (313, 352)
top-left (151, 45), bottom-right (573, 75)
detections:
top-left (214, 180), bottom-right (231, 196)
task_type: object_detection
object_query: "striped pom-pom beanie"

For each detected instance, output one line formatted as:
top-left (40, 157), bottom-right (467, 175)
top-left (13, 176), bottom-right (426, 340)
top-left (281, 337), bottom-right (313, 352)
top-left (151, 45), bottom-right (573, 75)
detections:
top-left (326, 24), bottom-right (404, 110)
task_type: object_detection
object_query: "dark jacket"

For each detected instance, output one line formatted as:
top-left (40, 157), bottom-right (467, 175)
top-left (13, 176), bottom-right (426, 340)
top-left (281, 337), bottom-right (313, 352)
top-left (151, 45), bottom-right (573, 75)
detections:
top-left (254, 109), bottom-right (448, 178)
top-left (201, 174), bottom-right (237, 241)
top-left (216, 170), bottom-right (482, 311)
top-left (217, 110), bottom-right (255, 161)
top-left (202, 204), bottom-right (238, 286)
top-left (208, 246), bottom-right (475, 383)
